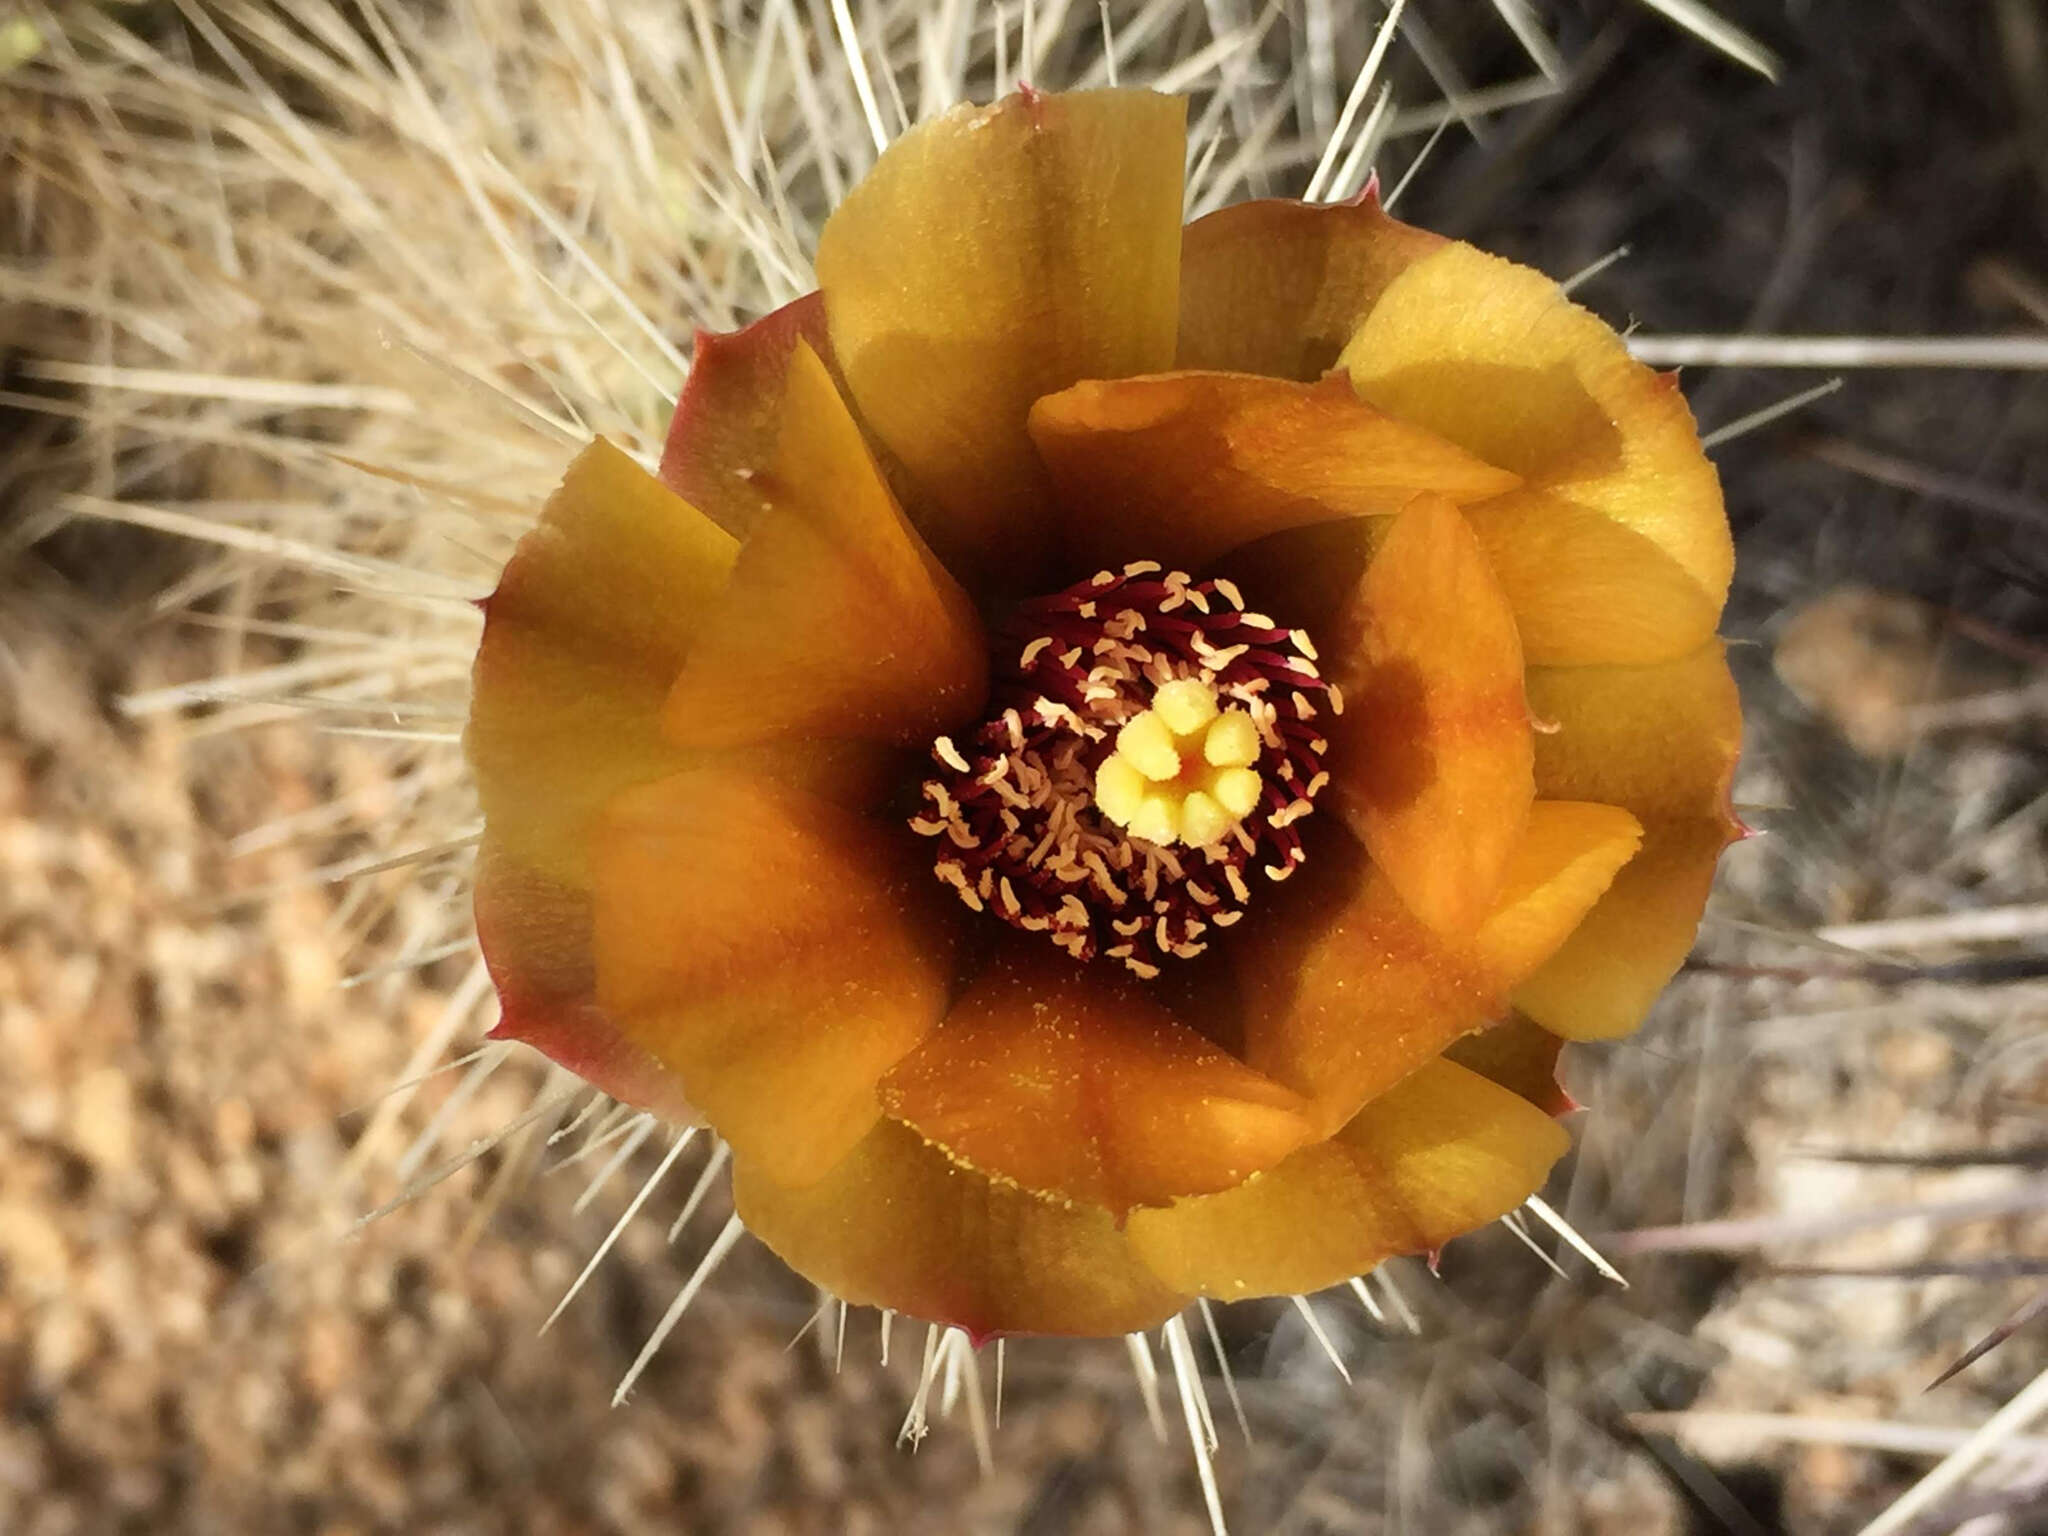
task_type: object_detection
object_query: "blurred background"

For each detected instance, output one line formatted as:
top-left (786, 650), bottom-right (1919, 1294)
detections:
top-left (3, 1), bottom-right (2046, 1531)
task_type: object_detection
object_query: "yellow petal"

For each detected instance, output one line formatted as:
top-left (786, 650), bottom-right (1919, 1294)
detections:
top-left (1514, 819), bottom-right (1733, 1041)
top-left (660, 341), bottom-right (987, 752)
top-left (1177, 192), bottom-right (1448, 379)
top-left (658, 291), bottom-right (831, 537)
top-left (1028, 371), bottom-right (1520, 571)
top-left (474, 847), bottom-right (694, 1122)
top-left (1514, 645), bottom-right (1743, 1040)
top-left (1322, 493), bottom-right (1534, 936)
top-left (816, 88), bottom-right (1186, 584)
top-left (1525, 642), bottom-right (1743, 823)
top-left (1461, 488), bottom-right (1725, 668)
top-left (590, 770), bottom-right (955, 1186)
top-left (1473, 800), bottom-right (1643, 983)
top-left (1341, 243), bottom-right (1731, 665)
top-left (735, 1119), bottom-right (1189, 1339)
top-left (878, 948), bottom-right (1318, 1216)
top-left (469, 436), bottom-right (737, 885)
top-left (1124, 1060), bottom-right (1568, 1300)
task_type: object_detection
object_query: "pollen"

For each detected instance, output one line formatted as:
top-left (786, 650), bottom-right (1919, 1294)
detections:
top-left (1095, 679), bottom-right (1264, 849)
top-left (909, 564), bottom-right (1335, 978)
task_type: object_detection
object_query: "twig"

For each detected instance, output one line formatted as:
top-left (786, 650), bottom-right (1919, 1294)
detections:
top-left (1610, 1183), bottom-right (2048, 1256)
top-left (1813, 904), bottom-right (2048, 953)
top-left (1627, 335), bottom-right (2048, 369)
top-left (1800, 436), bottom-right (2048, 528)
top-left (1630, 1410), bottom-right (2048, 1460)
top-left (1858, 1363), bottom-right (2048, 1536)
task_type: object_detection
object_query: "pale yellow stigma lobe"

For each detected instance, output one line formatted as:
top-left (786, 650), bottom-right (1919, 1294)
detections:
top-left (1093, 678), bottom-right (1264, 848)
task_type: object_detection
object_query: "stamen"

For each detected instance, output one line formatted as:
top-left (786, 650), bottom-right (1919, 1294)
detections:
top-left (911, 566), bottom-right (1333, 977)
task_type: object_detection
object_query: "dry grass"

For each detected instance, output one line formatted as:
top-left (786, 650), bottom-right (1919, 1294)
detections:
top-left (4, 1), bottom-right (2048, 1532)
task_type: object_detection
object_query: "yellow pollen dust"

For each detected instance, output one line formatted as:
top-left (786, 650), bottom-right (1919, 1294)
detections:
top-left (1093, 678), bottom-right (1263, 849)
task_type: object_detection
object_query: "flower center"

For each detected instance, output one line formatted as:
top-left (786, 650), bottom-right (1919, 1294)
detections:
top-left (910, 562), bottom-right (1336, 979)
top-left (1094, 677), bottom-right (1264, 849)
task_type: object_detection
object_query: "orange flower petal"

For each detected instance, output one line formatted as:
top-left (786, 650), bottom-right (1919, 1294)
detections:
top-left (1211, 515), bottom-right (1391, 636)
top-left (1232, 835), bottom-right (1494, 1132)
top-left (470, 437), bottom-right (738, 884)
top-left (735, 1119), bottom-right (1189, 1339)
top-left (660, 341), bottom-right (987, 753)
top-left (1123, 1060), bottom-right (1568, 1300)
top-left (1514, 820), bottom-right (1732, 1041)
top-left (1237, 804), bottom-right (1640, 1130)
top-left (467, 440), bottom-right (742, 1117)
top-left (1442, 1014), bottom-right (1573, 1119)
top-left (1340, 243), bottom-right (1731, 664)
top-left (1322, 493), bottom-right (1534, 937)
top-left (815, 88), bottom-right (1186, 583)
top-left (1514, 645), bottom-right (1743, 1040)
top-left (474, 848), bottom-right (695, 1122)
top-left (467, 442), bottom-right (900, 1117)
top-left (658, 292), bottom-right (831, 537)
top-left (1027, 371), bottom-right (1520, 571)
top-left (1176, 192), bottom-right (1448, 379)
top-left (879, 947), bottom-right (1318, 1216)
top-left (590, 769), bottom-right (955, 1186)
top-left (1473, 800), bottom-right (1643, 983)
